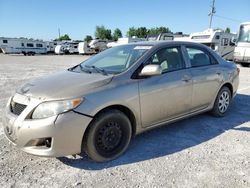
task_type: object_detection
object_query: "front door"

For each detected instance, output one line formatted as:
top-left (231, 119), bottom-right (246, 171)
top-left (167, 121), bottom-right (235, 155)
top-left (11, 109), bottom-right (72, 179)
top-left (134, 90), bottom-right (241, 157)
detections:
top-left (138, 46), bottom-right (193, 128)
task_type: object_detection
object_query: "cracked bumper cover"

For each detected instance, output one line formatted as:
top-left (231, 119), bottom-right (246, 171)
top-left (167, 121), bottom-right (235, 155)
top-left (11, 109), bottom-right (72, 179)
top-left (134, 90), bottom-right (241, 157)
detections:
top-left (3, 106), bottom-right (93, 157)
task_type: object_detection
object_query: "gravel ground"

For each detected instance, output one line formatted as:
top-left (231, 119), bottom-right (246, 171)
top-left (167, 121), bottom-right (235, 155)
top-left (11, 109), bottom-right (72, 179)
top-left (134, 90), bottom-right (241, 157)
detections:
top-left (0, 54), bottom-right (250, 188)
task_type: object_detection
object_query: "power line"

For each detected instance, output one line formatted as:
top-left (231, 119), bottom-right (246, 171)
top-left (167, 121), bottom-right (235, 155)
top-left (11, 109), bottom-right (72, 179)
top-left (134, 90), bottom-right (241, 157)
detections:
top-left (213, 15), bottom-right (242, 23)
top-left (208, 0), bottom-right (242, 28)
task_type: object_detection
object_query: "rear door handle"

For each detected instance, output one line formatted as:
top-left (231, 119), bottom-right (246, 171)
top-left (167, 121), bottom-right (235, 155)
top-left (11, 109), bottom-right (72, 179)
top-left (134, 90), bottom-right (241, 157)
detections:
top-left (182, 75), bottom-right (191, 82)
top-left (216, 71), bottom-right (222, 75)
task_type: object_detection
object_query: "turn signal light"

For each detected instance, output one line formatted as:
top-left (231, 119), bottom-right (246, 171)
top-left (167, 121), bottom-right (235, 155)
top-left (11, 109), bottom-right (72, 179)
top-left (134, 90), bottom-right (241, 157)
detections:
top-left (237, 67), bottom-right (240, 74)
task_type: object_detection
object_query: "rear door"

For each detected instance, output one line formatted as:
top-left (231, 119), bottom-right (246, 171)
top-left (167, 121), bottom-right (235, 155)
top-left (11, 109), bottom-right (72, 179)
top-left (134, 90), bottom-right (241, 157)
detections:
top-left (184, 46), bottom-right (223, 111)
top-left (138, 46), bottom-right (193, 128)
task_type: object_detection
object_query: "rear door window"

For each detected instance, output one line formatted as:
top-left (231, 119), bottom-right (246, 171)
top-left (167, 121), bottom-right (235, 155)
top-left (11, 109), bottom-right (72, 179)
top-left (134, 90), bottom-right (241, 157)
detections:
top-left (186, 47), bottom-right (217, 67)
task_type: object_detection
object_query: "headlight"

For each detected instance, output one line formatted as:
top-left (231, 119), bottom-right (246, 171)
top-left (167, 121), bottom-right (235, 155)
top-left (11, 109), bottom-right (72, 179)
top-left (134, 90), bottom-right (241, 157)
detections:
top-left (32, 98), bottom-right (83, 119)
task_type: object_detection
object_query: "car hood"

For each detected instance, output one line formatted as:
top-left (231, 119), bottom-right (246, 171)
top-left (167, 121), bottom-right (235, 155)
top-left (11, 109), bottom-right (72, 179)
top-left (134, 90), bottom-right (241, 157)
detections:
top-left (16, 70), bottom-right (113, 101)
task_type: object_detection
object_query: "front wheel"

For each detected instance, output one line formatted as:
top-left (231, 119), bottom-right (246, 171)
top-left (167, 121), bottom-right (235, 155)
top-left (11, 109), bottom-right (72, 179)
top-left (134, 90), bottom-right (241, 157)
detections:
top-left (211, 86), bottom-right (231, 117)
top-left (83, 109), bottom-right (132, 162)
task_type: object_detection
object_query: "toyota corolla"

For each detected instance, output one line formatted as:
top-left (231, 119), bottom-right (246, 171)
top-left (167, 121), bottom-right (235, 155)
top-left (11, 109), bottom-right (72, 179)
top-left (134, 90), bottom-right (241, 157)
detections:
top-left (3, 41), bottom-right (239, 162)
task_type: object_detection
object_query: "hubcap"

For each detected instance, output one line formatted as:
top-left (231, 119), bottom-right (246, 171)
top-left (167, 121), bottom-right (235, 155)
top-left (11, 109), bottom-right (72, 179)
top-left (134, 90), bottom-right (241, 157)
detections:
top-left (218, 91), bottom-right (230, 113)
top-left (96, 121), bottom-right (122, 152)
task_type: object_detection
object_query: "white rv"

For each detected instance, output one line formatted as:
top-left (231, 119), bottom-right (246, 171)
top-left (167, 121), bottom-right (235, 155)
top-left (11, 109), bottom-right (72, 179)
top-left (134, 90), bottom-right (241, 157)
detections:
top-left (107, 37), bottom-right (146, 48)
top-left (55, 44), bottom-right (64, 54)
top-left (54, 41), bottom-right (80, 55)
top-left (64, 42), bottom-right (79, 54)
top-left (147, 33), bottom-right (174, 41)
top-left (89, 39), bottom-right (108, 52)
top-left (187, 29), bottom-right (237, 60)
top-left (0, 37), bottom-right (47, 55)
top-left (78, 42), bottom-right (96, 54)
top-left (46, 41), bottom-right (59, 53)
top-left (147, 32), bottom-right (190, 42)
top-left (234, 22), bottom-right (250, 67)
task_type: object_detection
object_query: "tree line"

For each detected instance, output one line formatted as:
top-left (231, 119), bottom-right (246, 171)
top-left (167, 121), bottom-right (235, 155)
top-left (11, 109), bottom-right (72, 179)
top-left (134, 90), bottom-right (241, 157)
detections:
top-left (86, 26), bottom-right (172, 42)
top-left (54, 25), bottom-right (172, 43)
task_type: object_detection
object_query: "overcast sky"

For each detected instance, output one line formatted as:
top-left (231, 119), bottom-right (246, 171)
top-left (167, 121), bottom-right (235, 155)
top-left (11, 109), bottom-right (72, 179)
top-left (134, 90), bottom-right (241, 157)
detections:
top-left (0, 0), bottom-right (249, 40)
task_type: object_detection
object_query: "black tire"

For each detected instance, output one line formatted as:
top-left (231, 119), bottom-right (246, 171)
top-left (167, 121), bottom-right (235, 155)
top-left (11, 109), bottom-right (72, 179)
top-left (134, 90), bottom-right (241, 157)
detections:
top-left (241, 63), bottom-right (249, 67)
top-left (83, 109), bottom-right (132, 162)
top-left (211, 86), bottom-right (231, 117)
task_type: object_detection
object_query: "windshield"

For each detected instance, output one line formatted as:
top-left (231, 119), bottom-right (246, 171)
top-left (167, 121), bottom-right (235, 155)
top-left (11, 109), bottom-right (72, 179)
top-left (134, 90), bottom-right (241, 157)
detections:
top-left (238, 24), bottom-right (250, 42)
top-left (71, 45), bottom-right (151, 74)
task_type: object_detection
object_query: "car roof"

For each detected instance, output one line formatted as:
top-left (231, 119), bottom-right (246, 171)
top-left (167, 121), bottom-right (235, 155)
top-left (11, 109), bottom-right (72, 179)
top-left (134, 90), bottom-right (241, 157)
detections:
top-left (125, 40), bottom-right (209, 49)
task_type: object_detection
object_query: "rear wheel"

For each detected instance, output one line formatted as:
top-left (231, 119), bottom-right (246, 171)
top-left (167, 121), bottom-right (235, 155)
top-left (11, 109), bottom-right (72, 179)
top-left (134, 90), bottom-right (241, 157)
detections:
top-left (241, 63), bottom-right (249, 67)
top-left (211, 86), bottom-right (231, 117)
top-left (83, 109), bottom-right (132, 162)
top-left (27, 52), bottom-right (33, 56)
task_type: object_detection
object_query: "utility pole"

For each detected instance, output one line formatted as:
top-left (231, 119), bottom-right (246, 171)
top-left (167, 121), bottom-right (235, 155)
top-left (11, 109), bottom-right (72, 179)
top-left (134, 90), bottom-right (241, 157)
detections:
top-left (208, 0), bottom-right (216, 29)
top-left (58, 28), bottom-right (61, 39)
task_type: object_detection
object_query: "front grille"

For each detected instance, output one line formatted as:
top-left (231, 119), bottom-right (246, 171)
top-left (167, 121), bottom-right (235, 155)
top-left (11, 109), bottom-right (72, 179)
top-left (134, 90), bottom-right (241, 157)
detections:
top-left (10, 101), bottom-right (27, 115)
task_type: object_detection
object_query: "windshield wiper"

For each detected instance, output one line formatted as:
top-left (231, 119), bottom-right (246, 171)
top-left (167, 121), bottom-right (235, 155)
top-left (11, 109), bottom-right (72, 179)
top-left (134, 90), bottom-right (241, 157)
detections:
top-left (79, 64), bottom-right (92, 73)
top-left (68, 64), bottom-right (92, 73)
top-left (85, 65), bottom-right (108, 75)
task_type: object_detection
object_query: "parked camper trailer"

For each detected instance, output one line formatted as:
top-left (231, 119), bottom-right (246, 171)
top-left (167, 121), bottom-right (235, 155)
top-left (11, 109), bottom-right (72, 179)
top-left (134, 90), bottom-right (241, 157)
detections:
top-left (89, 39), bottom-right (108, 52)
top-left (54, 44), bottom-right (64, 54)
top-left (65, 42), bottom-right (79, 54)
top-left (147, 33), bottom-right (174, 41)
top-left (107, 37), bottom-right (146, 48)
top-left (0, 37), bottom-right (47, 55)
top-left (187, 29), bottom-right (236, 60)
top-left (54, 41), bottom-right (80, 55)
top-left (78, 42), bottom-right (96, 54)
top-left (46, 41), bottom-right (59, 53)
top-left (147, 32), bottom-right (189, 41)
top-left (234, 22), bottom-right (250, 67)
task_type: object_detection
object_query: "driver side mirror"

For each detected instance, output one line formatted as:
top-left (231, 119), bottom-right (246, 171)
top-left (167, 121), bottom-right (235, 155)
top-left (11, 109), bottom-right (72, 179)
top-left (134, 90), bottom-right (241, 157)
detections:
top-left (139, 64), bottom-right (162, 76)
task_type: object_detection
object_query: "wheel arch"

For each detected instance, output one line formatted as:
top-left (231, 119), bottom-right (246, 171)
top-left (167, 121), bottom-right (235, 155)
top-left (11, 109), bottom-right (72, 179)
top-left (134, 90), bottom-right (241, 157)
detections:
top-left (211, 82), bottom-right (233, 109)
top-left (83, 105), bottom-right (137, 142)
top-left (221, 82), bottom-right (233, 97)
top-left (210, 82), bottom-right (233, 117)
